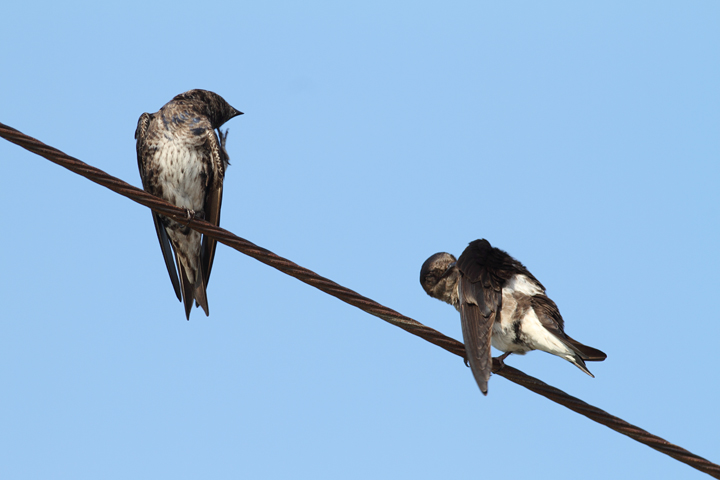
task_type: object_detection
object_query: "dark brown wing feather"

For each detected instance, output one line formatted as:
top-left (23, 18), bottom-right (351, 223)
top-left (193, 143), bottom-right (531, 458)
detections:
top-left (188, 128), bottom-right (226, 316)
top-left (458, 278), bottom-right (498, 395)
top-left (458, 239), bottom-right (544, 290)
top-left (136, 112), bottom-right (182, 301)
top-left (532, 295), bottom-right (607, 361)
top-left (201, 184), bottom-right (222, 285)
top-left (176, 250), bottom-right (195, 320)
top-left (135, 113), bottom-right (151, 173)
top-left (151, 212), bottom-right (181, 301)
top-left (199, 129), bottom-right (227, 291)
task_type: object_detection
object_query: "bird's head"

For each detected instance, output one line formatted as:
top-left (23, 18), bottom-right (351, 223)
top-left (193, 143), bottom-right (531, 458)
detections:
top-left (420, 252), bottom-right (459, 307)
top-left (175, 89), bottom-right (243, 129)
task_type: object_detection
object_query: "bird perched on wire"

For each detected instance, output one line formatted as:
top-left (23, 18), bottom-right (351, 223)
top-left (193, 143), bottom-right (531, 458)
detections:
top-left (135, 89), bottom-right (243, 319)
top-left (420, 239), bottom-right (606, 395)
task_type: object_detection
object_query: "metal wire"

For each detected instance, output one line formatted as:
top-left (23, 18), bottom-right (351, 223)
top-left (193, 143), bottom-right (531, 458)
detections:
top-left (2, 121), bottom-right (718, 478)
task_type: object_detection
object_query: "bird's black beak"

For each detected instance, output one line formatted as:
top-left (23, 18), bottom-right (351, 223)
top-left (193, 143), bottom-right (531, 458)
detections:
top-left (441, 262), bottom-right (457, 278)
top-left (231, 108), bottom-right (244, 118)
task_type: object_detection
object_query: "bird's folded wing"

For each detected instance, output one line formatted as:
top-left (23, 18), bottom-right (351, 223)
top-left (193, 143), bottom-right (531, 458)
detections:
top-left (459, 278), bottom-right (498, 395)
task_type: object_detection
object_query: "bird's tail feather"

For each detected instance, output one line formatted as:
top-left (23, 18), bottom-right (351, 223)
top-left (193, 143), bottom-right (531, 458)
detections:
top-left (565, 336), bottom-right (607, 362)
top-left (194, 272), bottom-right (209, 317)
top-left (569, 355), bottom-right (595, 378)
top-left (177, 257), bottom-right (195, 321)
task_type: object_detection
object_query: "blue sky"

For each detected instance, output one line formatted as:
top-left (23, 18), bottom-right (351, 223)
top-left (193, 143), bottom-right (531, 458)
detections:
top-left (1, 1), bottom-right (719, 479)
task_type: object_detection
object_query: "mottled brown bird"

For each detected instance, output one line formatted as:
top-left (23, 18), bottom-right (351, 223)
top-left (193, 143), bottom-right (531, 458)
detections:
top-left (136, 89), bottom-right (242, 319)
top-left (421, 239), bottom-right (606, 395)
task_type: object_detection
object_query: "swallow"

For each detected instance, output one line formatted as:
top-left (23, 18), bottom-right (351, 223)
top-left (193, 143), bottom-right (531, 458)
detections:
top-left (136, 89), bottom-right (242, 319)
top-left (420, 239), bottom-right (606, 394)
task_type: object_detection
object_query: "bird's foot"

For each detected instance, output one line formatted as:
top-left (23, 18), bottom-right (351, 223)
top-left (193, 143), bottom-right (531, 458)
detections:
top-left (218, 128), bottom-right (229, 148)
top-left (463, 356), bottom-right (470, 368)
top-left (184, 209), bottom-right (205, 221)
top-left (493, 352), bottom-right (512, 371)
top-left (218, 128), bottom-right (231, 165)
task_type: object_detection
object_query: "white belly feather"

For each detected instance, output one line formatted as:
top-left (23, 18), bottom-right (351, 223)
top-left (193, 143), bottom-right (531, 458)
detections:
top-left (492, 275), bottom-right (574, 360)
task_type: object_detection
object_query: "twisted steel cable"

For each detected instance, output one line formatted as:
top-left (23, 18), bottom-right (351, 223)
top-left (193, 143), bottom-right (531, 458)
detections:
top-left (1, 121), bottom-right (718, 479)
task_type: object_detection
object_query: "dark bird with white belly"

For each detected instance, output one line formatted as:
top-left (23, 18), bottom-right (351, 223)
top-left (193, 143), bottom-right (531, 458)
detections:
top-left (136, 89), bottom-right (243, 319)
top-left (420, 239), bottom-right (606, 395)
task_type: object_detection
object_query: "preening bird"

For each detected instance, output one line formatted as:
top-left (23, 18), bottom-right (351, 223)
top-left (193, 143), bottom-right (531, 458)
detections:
top-left (420, 239), bottom-right (606, 394)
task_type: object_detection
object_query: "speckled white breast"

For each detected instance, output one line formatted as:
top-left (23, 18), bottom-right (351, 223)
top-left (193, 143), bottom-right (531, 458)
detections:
top-left (152, 140), bottom-right (206, 211)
